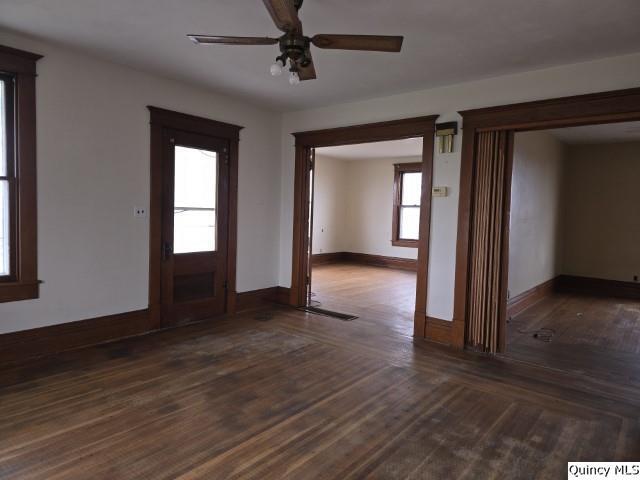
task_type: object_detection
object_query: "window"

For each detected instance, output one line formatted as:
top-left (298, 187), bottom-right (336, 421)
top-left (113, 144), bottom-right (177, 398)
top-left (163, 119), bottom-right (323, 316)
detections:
top-left (0, 45), bottom-right (42, 303)
top-left (0, 75), bottom-right (11, 277)
top-left (392, 162), bottom-right (422, 247)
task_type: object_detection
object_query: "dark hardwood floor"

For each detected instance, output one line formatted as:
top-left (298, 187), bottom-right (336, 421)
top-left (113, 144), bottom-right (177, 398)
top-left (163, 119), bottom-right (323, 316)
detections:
top-left (507, 292), bottom-right (640, 387)
top-left (0, 280), bottom-right (638, 478)
top-left (311, 262), bottom-right (416, 336)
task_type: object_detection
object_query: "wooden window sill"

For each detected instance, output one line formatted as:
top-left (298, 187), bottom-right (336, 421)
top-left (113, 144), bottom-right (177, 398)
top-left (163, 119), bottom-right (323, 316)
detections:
top-left (0, 281), bottom-right (40, 303)
top-left (392, 239), bottom-right (419, 248)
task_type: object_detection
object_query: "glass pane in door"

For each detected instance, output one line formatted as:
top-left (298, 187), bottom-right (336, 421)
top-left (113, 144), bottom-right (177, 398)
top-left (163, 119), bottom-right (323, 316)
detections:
top-left (173, 146), bottom-right (217, 253)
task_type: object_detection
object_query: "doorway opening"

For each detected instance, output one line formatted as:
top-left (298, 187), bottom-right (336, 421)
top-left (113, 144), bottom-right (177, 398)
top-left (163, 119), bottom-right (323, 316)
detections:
top-left (504, 121), bottom-right (640, 381)
top-left (307, 138), bottom-right (424, 333)
top-left (290, 116), bottom-right (441, 340)
top-left (454, 87), bottom-right (640, 363)
top-left (148, 107), bottom-right (242, 328)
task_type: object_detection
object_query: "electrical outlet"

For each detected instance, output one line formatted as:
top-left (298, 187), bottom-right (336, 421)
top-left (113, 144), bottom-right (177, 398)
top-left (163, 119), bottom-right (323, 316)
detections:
top-left (134, 207), bottom-right (147, 218)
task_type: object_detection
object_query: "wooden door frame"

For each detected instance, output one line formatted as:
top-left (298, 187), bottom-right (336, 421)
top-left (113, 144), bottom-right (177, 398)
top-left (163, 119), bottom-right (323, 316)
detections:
top-left (452, 87), bottom-right (640, 350)
top-left (290, 116), bottom-right (439, 339)
top-left (148, 106), bottom-right (243, 328)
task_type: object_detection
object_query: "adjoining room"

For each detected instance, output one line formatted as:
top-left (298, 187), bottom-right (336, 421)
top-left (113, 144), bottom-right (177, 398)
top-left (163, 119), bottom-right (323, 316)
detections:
top-left (310, 138), bottom-right (423, 333)
top-left (506, 121), bottom-right (640, 382)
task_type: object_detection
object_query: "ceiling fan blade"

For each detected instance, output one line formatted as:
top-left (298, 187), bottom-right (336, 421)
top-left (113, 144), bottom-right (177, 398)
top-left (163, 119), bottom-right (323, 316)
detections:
top-left (188, 35), bottom-right (279, 45)
top-left (262, 0), bottom-right (302, 33)
top-left (298, 54), bottom-right (317, 81)
top-left (312, 34), bottom-right (403, 52)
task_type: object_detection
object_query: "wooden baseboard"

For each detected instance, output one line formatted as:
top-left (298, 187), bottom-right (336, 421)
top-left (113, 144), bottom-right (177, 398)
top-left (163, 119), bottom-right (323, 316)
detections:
top-left (0, 309), bottom-right (152, 365)
top-left (311, 252), bottom-right (346, 265)
top-left (0, 285), bottom-right (294, 365)
top-left (273, 287), bottom-right (291, 305)
top-left (425, 317), bottom-right (452, 345)
top-left (236, 286), bottom-right (291, 312)
top-left (555, 275), bottom-right (640, 300)
top-left (507, 277), bottom-right (558, 318)
top-left (312, 252), bottom-right (418, 272)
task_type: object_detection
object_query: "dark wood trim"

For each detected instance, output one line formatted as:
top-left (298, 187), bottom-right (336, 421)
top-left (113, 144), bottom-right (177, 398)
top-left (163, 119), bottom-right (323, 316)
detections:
top-left (0, 309), bottom-right (151, 365)
top-left (459, 87), bottom-right (640, 132)
top-left (345, 252), bottom-right (417, 272)
top-left (0, 281), bottom-right (40, 303)
top-left (290, 116), bottom-right (438, 340)
top-left (555, 275), bottom-right (640, 301)
top-left (311, 252), bottom-right (346, 265)
top-left (293, 116), bottom-right (439, 148)
top-left (392, 162), bottom-right (422, 249)
top-left (235, 286), bottom-right (292, 312)
top-left (311, 252), bottom-right (418, 271)
top-left (226, 137), bottom-right (240, 315)
top-left (148, 107), bottom-right (241, 140)
top-left (147, 107), bottom-right (242, 325)
top-left (414, 127), bottom-right (437, 339)
top-left (391, 239), bottom-right (419, 248)
top-left (498, 131), bottom-right (515, 352)
top-left (0, 45), bottom-right (42, 75)
top-left (0, 45), bottom-right (41, 303)
top-left (453, 87), bottom-right (640, 351)
top-left (290, 144), bottom-right (312, 307)
top-left (425, 317), bottom-right (452, 346)
top-left (507, 277), bottom-right (558, 318)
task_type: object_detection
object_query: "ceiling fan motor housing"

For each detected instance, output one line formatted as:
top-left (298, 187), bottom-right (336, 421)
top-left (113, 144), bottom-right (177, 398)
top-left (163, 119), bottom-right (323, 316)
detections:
top-left (278, 35), bottom-right (312, 69)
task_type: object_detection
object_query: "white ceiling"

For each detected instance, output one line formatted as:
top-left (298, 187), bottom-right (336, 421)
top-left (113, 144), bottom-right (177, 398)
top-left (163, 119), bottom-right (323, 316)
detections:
top-left (1, 0), bottom-right (640, 111)
top-left (316, 138), bottom-right (423, 160)
top-left (547, 121), bottom-right (640, 145)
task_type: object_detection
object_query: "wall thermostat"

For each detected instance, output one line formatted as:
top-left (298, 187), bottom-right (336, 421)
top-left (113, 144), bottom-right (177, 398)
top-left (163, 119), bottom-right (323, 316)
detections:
top-left (432, 186), bottom-right (448, 197)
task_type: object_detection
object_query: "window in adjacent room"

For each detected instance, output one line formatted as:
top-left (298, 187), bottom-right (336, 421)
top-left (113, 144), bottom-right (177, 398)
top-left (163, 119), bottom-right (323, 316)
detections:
top-left (392, 162), bottom-right (422, 247)
top-left (0, 45), bottom-right (42, 302)
top-left (0, 74), bottom-right (14, 279)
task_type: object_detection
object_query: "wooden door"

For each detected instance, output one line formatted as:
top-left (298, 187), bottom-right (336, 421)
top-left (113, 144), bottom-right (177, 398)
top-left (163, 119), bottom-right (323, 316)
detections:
top-left (160, 129), bottom-right (229, 326)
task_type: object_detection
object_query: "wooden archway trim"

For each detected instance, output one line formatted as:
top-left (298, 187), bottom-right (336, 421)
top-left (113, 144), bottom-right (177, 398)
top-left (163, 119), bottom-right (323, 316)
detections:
top-left (453, 87), bottom-right (640, 351)
top-left (290, 116), bottom-right (439, 340)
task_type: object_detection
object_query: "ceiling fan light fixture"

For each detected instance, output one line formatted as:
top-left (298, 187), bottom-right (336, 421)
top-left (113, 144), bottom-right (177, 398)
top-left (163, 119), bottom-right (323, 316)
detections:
top-left (270, 58), bottom-right (285, 76)
top-left (289, 70), bottom-right (300, 85)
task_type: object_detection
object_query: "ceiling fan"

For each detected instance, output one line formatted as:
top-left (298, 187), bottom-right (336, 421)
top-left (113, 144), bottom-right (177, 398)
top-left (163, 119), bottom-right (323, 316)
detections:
top-left (188, 0), bottom-right (404, 85)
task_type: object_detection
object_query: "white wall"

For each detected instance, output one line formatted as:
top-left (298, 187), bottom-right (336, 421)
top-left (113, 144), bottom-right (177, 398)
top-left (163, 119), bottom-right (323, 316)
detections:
top-left (0, 30), bottom-right (282, 334)
top-left (562, 142), bottom-right (640, 282)
top-left (279, 52), bottom-right (640, 321)
top-left (312, 155), bottom-right (420, 259)
top-left (312, 155), bottom-right (348, 254)
top-left (508, 132), bottom-right (566, 298)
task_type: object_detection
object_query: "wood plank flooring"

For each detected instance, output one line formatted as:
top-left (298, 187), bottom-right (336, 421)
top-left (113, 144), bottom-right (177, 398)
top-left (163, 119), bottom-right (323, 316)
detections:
top-left (0, 277), bottom-right (639, 478)
top-left (507, 292), bottom-right (640, 387)
top-left (311, 262), bottom-right (416, 337)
